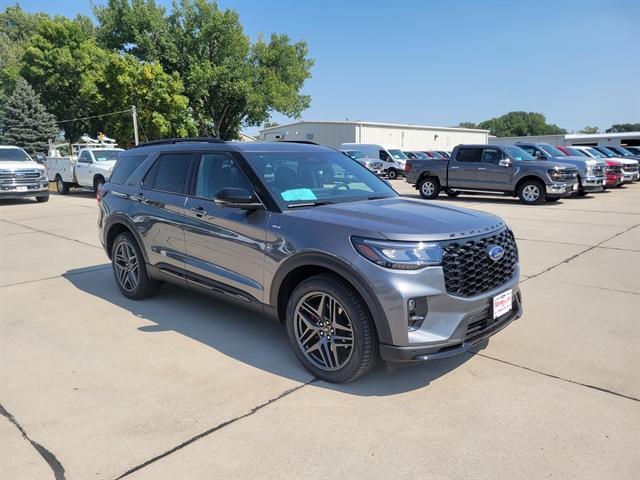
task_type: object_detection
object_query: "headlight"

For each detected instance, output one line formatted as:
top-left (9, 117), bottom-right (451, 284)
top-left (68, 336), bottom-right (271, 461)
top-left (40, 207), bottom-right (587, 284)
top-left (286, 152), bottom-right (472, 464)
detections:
top-left (39, 170), bottom-right (47, 178)
top-left (351, 237), bottom-right (443, 270)
top-left (585, 164), bottom-right (593, 175)
top-left (105, 167), bottom-right (113, 178)
top-left (548, 169), bottom-right (562, 180)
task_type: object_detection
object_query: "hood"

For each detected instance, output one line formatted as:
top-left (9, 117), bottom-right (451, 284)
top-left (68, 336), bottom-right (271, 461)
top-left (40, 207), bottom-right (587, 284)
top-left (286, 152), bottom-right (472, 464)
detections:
top-left (0, 160), bottom-right (44, 171)
top-left (287, 197), bottom-right (505, 242)
top-left (610, 156), bottom-right (639, 166)
top-left (95, 160), bottom-right (117, 168)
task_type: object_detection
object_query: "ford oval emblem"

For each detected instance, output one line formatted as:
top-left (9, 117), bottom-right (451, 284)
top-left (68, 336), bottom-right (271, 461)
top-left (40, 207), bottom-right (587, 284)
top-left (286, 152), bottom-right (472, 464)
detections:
top-left (487, 245), bottom-right (505, 262)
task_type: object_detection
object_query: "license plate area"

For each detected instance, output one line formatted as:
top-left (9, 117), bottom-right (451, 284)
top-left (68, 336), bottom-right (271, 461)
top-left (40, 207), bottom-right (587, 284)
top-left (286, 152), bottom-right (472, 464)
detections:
top-left (493, 289), bottom-right (512, 319)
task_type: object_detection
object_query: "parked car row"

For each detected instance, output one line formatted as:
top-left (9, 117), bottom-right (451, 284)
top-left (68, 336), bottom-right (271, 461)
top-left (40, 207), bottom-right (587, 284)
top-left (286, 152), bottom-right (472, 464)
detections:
top-left (405, 142), bottom-right (639, 205)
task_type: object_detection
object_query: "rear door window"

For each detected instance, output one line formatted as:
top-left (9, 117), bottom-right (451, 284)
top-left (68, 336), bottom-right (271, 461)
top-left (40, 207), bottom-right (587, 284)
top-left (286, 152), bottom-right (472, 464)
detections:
top-left (143, 153), bottom-right (194, 194)
top-left (455, 147), bottom-right (482, 162)
top-left (109, 155), bottom-right (148, 185)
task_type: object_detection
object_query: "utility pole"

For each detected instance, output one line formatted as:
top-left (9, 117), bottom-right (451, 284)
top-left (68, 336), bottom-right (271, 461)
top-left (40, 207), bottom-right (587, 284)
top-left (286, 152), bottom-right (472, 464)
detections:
top-left (132, 106), bottom-right (139, 146)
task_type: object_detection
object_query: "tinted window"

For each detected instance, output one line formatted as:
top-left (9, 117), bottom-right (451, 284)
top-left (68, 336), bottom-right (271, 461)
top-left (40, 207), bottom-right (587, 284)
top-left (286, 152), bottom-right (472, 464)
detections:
top-left (481, 148), bottom-right (505, 164)
top-left (455, 148), bottom-right (482, 162)
top-left (539, 144), bottom-right (565, 157)
top-left (195, 153), bottom-right (252, 199)
top-left (110, 155), bottom-right (148, 185)
top-left (143, 153), bottom-right (193, 194)
top-left (79, 151), bottom-right (92, 163)
top-left (519, 145), bottom-right (537, 156)
top-left (503, 146), bottom-right (534, 161)
top-left (379, 150), bottom-right (391, 161)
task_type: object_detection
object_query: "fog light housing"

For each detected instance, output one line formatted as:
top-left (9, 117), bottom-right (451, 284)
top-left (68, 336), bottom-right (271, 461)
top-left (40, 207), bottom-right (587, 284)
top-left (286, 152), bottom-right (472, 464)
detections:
top-left (408, 297), bottom-right (428, 331)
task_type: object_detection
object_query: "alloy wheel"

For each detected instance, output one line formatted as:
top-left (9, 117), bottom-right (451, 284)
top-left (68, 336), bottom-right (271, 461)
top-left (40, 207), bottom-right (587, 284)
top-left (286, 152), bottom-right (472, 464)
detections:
top-left (114, 242), bottom-right (139, 292)
top-left (421, 181), bottom-right (435, 196)
top-left (522, 184), bottom-right (540, 202)
top-left (294, 292), bottom-right (354, 371)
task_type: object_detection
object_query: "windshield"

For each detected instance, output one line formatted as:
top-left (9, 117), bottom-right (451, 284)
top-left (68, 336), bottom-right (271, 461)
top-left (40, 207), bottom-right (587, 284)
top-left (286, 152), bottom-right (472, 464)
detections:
top-left (562, 147), bottom-right (586, 156)
top-left (503, 146), bottom-right (535, 161)
top-left (92, 149), bottom-right (123, 162)
top-left (387, 149), bottom-right (408, 160)
top-left (244, 151), bottom-right (397, 208)
top-left (584, 148), bottom-right (605, 158)
top-left (0, 147), bottom-right (32, 162)
top-left (612, 146), bottom-right (633, 156)
top-left (539, 144), bottom-right (565, 157)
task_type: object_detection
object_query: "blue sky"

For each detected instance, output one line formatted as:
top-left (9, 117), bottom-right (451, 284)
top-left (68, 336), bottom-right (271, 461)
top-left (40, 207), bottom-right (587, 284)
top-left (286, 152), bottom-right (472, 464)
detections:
top-left (8, 0), bottom-right (640, 134)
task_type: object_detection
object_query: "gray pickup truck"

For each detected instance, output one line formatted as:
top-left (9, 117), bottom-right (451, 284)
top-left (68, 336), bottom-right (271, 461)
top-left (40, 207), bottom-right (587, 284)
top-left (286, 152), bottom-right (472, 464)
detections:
top-left (405, 144), bottom-right (579, 205)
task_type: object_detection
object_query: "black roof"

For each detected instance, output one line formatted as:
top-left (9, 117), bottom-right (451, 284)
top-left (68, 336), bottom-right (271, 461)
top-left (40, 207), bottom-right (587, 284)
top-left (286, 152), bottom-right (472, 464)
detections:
top-left (128, 138), bottom-right (335, 154)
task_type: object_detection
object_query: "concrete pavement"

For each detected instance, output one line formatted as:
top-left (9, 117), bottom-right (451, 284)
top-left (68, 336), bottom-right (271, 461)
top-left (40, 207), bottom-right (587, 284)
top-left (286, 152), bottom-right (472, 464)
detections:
top-left (1, 184), bottom-right (638, 479)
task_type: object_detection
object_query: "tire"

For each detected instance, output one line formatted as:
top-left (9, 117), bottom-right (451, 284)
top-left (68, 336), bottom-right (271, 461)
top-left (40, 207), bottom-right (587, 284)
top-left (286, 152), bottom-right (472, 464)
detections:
top-left (55, 175), bottom-right (69, 195)
top-left (546, 196), bottom-right (560, 202)
top-left (517, 179), bottom-right (546, 205)
top-left (418, 177), bottom-right (441, 200)
top-left (445, 189), bottom-right (460, 197)
top-left (35, 194), bottom-right (49, 203)
top-left (387, 169), bottom-right (398, 180)
top-left (111, 232), bottom-right (158, 300)
top-left (285, 273), bottom-right (378, 383)
top-left (576, 179), bottom-right (587, 196)
top-left (94, 176), bottom-right (105, 194)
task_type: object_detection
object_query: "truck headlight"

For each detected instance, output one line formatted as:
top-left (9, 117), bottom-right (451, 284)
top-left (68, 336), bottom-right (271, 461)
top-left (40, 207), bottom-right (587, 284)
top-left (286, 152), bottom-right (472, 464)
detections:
top-left (548, 169), bottom-right (563, 180)
top-left (39, 170), bottom-right (47, 179)
top-left (351, 237), bottom-right (443, 270)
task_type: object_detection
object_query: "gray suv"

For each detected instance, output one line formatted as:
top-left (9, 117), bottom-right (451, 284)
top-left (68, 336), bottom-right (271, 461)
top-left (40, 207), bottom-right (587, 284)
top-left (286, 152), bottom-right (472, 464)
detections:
top-left (98, 139), bottom-right (522, 382)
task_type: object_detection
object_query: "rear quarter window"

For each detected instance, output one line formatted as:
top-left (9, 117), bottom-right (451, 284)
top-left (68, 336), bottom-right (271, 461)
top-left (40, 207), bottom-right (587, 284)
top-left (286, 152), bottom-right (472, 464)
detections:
top-left (109, 155), bottom-right (149, 185)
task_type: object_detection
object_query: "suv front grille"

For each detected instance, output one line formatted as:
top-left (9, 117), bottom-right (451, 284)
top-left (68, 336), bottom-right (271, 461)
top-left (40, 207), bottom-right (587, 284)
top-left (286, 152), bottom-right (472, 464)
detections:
top-left (442, 228), bottom-right (518, 298)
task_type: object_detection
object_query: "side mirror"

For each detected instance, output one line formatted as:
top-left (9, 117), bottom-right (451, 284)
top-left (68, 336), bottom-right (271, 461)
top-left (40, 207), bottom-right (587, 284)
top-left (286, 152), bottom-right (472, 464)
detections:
top-left (214, 187), bottom-right (264, 211)
top-left (498, 158), bottom-right (512, 168)
top-left (534, 151), bottom-right (546, 160)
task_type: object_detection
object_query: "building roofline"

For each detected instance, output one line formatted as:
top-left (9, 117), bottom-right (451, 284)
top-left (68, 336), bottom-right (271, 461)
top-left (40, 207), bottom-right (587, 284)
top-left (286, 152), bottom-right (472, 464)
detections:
top-left (259, 120), bottom-right (490, 134)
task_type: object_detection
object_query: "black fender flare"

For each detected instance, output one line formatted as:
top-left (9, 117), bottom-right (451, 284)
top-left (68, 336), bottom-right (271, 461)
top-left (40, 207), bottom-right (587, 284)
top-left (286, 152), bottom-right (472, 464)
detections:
top-left (103, 213), bottom-right (149, 263)
top-left (270, 252), bottom-right (393, 344)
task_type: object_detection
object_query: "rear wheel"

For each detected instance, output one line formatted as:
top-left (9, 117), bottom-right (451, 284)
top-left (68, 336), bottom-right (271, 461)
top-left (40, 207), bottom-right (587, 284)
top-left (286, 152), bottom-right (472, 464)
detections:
top-left (111, 232), bottom-right (158, 300)
top-left (518, 179), bottom-right (546, 205)
top-left (387, 169), bottom-right (398, 180)
top-left (418, 177), bottom-right (440, 199)
top-left (55, 175), bottom-right (69, 195)
top-left (286, 273), bottom-right (378, 383)
top-left (445, 189), bottom-right (460, 197)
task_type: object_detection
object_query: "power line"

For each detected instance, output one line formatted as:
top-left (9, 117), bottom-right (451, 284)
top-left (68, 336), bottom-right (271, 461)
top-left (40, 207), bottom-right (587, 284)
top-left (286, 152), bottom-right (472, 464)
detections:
top-left (1, 108), bottom-right (134, 129)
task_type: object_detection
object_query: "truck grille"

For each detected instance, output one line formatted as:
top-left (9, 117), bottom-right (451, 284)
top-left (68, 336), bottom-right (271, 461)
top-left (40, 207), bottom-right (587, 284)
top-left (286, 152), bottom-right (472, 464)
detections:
top-left (608, 165), bottom-right (622, 174)
top-left (442, 228), bottom-right (518, 298)
top-left (623, 164), bottom-right (638, 173)
top-left (0, 169), bottom-right (41, 184)
top-left (369, 161), bottom-right (384, 170)
top-left (557, 169), bottom-right (578, 180)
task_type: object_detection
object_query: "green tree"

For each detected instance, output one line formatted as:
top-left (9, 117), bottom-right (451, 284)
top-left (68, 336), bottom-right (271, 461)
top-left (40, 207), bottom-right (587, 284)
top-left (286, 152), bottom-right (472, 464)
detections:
top-left (605, 123), bottom-right (640, 133)
top-left (0, 77), bottom-right (58, 154)
top-left (458, 121), bottom-right (477, 129)
top-left (20, 15), bottom-right (99, 140)
top-left (85, 54), bottom-right (197, 145)
top-left (578, 126), bottom-right (599, 134)
top-left (478, 111), bottom-right (566, 137)
top-left (95, 0), bottom-right (313, 139)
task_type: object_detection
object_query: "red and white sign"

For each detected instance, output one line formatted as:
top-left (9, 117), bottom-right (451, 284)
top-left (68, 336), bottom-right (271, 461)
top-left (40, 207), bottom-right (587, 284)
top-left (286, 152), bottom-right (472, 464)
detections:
top-left (493, 289), bottom-right (512, 319)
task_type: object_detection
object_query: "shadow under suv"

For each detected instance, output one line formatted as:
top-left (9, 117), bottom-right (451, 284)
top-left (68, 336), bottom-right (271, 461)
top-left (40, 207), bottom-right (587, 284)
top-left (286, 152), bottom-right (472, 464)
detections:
top-left (98, 139), bottom-right (523, 382)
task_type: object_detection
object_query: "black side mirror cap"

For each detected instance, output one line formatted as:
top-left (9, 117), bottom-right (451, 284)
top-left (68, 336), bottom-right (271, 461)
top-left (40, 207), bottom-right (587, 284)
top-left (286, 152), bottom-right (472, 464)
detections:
top-left (214, 187), bottom-right (264, 211)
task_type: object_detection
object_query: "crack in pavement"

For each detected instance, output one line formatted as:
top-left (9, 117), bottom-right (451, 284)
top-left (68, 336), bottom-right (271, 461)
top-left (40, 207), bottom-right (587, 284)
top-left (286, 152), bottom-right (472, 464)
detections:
top-left (113, 378), bottom-right (316, 479)
top-left (0, 218), bottom-right (101, 249)
top-left (474, 353), bottom-right (639, 402)
top-left (0, 403), bottom-right (66, 480)
top-left (520, 223), bottom-right (640, 284)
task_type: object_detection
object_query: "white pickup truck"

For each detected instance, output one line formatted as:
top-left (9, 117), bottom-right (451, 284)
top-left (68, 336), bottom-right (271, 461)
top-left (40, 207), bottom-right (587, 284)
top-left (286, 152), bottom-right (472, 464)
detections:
top-left (46, 144), bottom-right (124, 195)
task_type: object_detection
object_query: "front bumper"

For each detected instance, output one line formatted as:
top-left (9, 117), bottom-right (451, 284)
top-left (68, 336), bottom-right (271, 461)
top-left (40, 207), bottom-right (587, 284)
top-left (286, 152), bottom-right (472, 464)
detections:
top-left (0, 182), bottom-right (49, 198)
top-left (380, 294), bottom-right (523, 362)
top-left (582, 175), bottom-right (605, 192)
top-left (546, 181), bottom-right (578, 196)
top-left (622, 172), bottom-right (635, 183)
top-left (605, 174), bottom-right (624, 187)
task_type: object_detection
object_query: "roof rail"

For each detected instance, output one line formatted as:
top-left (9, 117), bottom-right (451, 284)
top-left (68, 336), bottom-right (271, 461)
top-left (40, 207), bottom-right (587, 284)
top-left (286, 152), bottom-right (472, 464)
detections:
top-left (133, 137), bottom-right (226, 148)
top-left (277, 140), bottom-right (319, 145)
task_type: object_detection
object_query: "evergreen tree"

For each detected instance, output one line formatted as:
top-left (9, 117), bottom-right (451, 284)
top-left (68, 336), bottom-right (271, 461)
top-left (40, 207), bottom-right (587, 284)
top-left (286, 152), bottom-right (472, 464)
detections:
top-left (0, 77), bottom-right (58, 154)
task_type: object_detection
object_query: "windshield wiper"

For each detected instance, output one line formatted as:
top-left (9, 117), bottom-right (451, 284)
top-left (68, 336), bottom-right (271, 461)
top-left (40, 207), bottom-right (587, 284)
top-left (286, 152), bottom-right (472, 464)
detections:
top-left (287, 201), bottom-right (335, 209)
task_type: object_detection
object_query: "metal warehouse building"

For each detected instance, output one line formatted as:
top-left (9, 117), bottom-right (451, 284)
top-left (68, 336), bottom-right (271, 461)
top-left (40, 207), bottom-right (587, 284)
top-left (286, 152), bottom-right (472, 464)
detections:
top-left (259, 120), bottom-right (490, 150)
top-left (488, 132), bottom-right (640, 147)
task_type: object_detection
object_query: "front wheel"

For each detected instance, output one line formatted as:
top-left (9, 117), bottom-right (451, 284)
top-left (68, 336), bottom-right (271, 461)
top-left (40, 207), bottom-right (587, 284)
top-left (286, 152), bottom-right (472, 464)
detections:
top-left (35, 194), bottom-right (49, 203)
top-left (418, 177), bottom-right (441, 199)
top-left (94, 176), bottom-right (105, 194)
top-left (387, 169), bottom-right (398, 180)
top-left (518, 179), bottom-right (546, 205)
top-left (445, 189), bottom-right (460, 197)
top-left (286, 273), bottom-right (378, 383)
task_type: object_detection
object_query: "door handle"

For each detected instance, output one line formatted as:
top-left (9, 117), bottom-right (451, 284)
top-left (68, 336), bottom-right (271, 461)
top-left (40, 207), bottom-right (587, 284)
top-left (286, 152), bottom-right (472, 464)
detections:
top-left (478, 167), bottom-right (487, 170)
top-left (190, 205), bottom-right (207, 217)
top-left (450, 166), bottom-right (459, 170)
top-left (130, 193), bottom-right (145, 202)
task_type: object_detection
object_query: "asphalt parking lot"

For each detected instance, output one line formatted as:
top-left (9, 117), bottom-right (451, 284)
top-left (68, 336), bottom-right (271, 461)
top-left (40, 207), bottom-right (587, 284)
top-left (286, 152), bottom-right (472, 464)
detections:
top-left (1, 181), bottom-right (639, 480)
